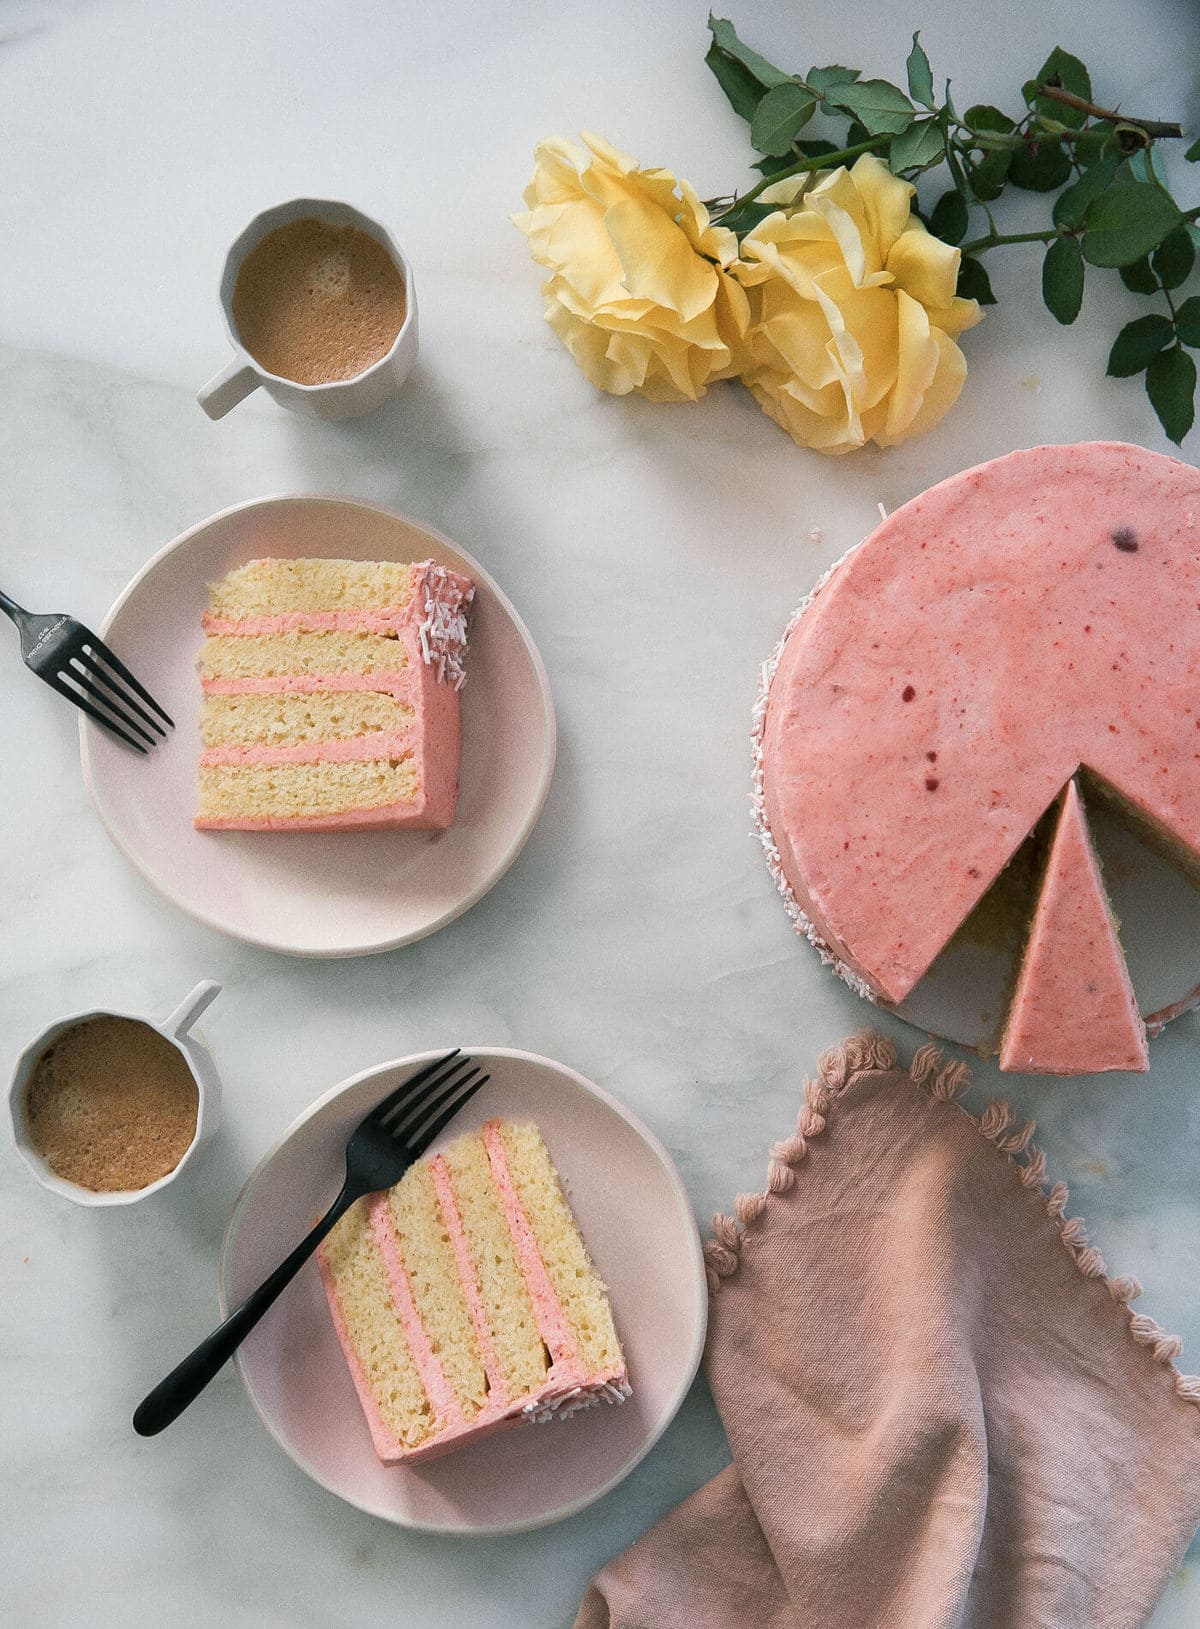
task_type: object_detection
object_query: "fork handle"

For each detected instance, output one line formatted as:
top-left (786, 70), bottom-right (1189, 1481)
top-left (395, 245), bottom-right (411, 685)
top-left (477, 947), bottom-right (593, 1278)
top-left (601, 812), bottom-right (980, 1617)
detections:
top-left (0, 587), bottom-right (30, 627)
top-left (133, 1179), bottom-right (362, 1436)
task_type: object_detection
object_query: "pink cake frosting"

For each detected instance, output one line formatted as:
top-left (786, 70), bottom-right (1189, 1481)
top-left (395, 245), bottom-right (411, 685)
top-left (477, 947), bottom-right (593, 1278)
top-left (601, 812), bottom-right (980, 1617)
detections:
top-left (196, 560), bottom-right (473, 831)
top-left (999, 781), bottom-right (1149, 1075)
top-left (316, 1121), bottom-right (630, 1465)
top-left (756, 442), bottom-right (1200, 1011)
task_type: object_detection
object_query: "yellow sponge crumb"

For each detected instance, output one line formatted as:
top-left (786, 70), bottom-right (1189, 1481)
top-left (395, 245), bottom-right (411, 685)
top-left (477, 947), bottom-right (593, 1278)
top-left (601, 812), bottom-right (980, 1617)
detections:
top-left (207, 557), bottom-right (415, 618)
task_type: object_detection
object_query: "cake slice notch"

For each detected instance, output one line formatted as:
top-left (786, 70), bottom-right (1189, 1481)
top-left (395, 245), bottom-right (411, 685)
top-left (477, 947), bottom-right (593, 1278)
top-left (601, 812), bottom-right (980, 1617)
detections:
top-left (999, 780), bottom-right (1149, 1076)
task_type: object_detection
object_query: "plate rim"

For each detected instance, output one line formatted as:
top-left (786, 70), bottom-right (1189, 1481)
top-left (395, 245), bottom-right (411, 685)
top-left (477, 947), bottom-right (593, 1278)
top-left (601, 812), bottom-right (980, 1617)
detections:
top-left (216, 1046), bottom-right (709, 1536)
top-left (79, 493), bottom-right (557, 958)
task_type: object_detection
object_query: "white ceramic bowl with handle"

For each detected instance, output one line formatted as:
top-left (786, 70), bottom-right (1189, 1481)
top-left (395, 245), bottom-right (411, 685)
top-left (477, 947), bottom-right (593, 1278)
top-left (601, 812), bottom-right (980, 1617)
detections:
top-left (7, 980), bottom-right (223, 1207)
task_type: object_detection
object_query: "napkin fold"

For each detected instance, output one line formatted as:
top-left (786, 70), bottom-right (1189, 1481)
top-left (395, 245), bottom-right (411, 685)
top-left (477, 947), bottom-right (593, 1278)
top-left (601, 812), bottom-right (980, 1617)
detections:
top-left (578, 1034), bottom-right (1200, 1629)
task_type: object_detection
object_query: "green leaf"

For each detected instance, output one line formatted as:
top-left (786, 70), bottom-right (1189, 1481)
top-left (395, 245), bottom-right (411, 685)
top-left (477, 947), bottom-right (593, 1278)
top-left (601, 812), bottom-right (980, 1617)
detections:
top-left (906, 32), bottom-right (934, 108)
top-left (1009, 139), bottom-right (1072, 191)
top-left (1033, 47), bottom-right (1092, 128)
top-left (1042, 236), bottom-right (1085, 323)
top-left (824, 78), bottom-right (916, 136)
top-left (1075, 124), bottom-right (1119, 166)
top-left (888, 117), bottom-right (944, 174)
top-left (1053, 157), bottom-right (1119, 229)
top-left (706, 16), bottom-right (792, 88)
top-left (1186, 136), bottom-right (1200, 163)
top-left (1119, 257), bottom-right (1159, 294)
top-left (1146, 346), bottom-right (1196, 444)
top-left (968, 148), bottom-right (1011, 202)
top-left (957, 257), bottom-right (997, 305)
top-left (1107, 314), bottom-right (1174, 376)
top-left (1152, 226), bottom-right (1195, 290)
top-left (752, 152), bottom-right (801, 176)
top-left (1082, 182), bottom-right (1182, 267)
top-left (964, 103), bottom-right (1015, 135)
top-left (1176, 296), bottom-right (1200, 348)
top-left (716, 201), bottom-right (779, 239)
top-left (750, 82), bottom-right (817, 156)
top-left (930, 189), bottom-right (969, 245)
top-left (704, 42), bottom-right (765, 122)
top-left (807, 65), bottom-right (859, 93)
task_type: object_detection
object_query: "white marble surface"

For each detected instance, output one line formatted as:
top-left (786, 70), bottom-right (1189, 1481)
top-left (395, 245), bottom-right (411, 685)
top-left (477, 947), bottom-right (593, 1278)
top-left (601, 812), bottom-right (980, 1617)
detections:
top-left (3, 1), bottom-right (1200, 1623)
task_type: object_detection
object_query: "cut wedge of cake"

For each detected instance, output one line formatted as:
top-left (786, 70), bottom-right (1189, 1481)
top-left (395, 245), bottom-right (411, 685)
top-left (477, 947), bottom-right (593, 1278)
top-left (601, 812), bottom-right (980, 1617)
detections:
top-left (196, 556), bottom-right (473, 830)
top-left (316, 1119), bottom-right (630, 1464)
top-left (999, 781), bottom-right (1149, 1075)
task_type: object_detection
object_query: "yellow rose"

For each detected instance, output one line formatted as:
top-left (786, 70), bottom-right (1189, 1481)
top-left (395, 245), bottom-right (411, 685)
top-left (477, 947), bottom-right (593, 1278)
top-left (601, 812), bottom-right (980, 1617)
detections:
top-left (513, 133), bottom-right (749, 403)
top-left (736, 154), bottom-right (982, 454)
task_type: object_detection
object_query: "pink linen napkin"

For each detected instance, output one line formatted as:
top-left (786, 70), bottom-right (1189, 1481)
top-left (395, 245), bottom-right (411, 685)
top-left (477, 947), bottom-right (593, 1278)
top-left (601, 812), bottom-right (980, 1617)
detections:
top-left (578, 1033), bottom-right (1200, 1629)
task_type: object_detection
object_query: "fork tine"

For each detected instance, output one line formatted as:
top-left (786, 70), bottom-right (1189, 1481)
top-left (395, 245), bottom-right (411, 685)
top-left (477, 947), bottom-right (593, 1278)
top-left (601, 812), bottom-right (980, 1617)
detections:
top-left (46, 670), bottom-right (148, 753)
top-left (383, 1061), bottom-right (483, 1137)
top-left (72, 652), bottom-right (167, 739)
top-left (61, 662), bottom-right (158, 747)
top-left (365, 1050), bottom-right (462, 1127)
top-left (405, 1074), bottom-right (489, 1156)
top-left (82, 636), bottom-right (175, 728)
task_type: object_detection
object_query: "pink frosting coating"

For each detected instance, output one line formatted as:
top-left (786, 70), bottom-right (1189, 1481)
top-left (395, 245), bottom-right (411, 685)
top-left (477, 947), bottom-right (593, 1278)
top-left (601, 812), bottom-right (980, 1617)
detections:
top-left (999, 781), bottom-right (1149, 1075)
top-left (199, 731), bottom-right (415, 768)
top-left (760, 442), bottom-right (1200, 1004)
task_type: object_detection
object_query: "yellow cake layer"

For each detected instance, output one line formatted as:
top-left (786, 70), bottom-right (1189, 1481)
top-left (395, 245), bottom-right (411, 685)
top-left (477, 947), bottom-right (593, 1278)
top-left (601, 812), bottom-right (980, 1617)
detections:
top-left (387, 1162), bottom-right (489, 1420)
top-left (207, 557), bottom-right (416, 618)
top-left (443, 1129), bottom-right (551, 1401)
top-left (199, 630), bottom-right (408, 681)
top-left (321, 1198), bottom-right (436, 1449)
top-left (197, 758), bottom-right (418, 821)
top-left (499, 1122), bottom-right (624, 1376)
top-left (200, 690), bottom-right (415, 748)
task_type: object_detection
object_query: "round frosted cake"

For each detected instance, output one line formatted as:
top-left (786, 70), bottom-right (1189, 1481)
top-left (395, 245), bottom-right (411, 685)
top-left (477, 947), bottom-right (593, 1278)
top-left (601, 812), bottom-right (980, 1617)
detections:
top-left (754, 441), bottom-right (1200, 1074)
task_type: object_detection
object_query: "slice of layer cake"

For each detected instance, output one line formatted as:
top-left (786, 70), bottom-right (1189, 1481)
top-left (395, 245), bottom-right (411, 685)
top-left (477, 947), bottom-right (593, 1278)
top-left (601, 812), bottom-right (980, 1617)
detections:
top-left (316, 1119), bottom-right (630, 1464)
top-left (196, 557), bottom-right (473, 831)
top-left (999, 781), bottom-right (1149, 1075)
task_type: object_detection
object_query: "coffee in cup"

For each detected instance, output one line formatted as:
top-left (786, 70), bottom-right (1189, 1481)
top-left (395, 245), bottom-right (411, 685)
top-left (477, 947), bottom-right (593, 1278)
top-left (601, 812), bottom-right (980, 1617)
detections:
top-left (197, 198), bottom-right (419, 422)
top-left (231, 218), bottom-right (408, 386)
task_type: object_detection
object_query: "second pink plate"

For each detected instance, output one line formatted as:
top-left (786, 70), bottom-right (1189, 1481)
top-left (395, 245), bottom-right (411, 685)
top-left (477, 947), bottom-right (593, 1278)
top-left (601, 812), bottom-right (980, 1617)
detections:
top-left (218, 1049), bottom-right (708, 1534)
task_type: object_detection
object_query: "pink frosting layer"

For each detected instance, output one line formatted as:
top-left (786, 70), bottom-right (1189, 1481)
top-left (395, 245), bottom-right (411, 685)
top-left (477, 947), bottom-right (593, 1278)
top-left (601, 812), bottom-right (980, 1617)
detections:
top-left (368, 1195), bottom-right (465, 1434)
top-left (202, 609), bottom-right (408, 635)
top-left (761, 442), bottom-right (1200, 1005)
top-left (428, 1153), bottom-right (510, 1404)
top-left (481, 1120), bottom-right (585, 1377)
top-left (200, 672), bottom-right (411, 697)
top-left (199, 732), bottom-right (415, 768)
top-left (1000, 781), bottom-right (1149, 1075)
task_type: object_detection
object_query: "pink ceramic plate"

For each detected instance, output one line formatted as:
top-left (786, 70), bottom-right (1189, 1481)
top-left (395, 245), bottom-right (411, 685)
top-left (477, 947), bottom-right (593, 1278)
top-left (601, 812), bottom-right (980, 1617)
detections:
top-left (80, 497), bottom-right (555, 957)
top-left (218, 1049), bottom-right (707, 1534)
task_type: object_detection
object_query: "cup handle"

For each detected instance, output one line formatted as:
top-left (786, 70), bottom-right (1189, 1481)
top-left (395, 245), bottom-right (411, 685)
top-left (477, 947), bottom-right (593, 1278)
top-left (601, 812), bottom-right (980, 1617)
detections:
top-left (163, 981), bottom-right (222, 1038)
top-left (197, 358), bottom-right (258, 420)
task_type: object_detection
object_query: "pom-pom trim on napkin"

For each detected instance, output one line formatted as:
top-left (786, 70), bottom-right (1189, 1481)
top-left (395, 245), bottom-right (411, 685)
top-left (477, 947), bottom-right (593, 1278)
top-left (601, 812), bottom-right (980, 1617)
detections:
top-left (703, 1032), bottom-right (1200, 1406)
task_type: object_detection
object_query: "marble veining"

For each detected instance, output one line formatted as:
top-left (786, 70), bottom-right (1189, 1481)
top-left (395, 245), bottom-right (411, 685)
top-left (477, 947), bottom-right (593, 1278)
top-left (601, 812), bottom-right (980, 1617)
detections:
top-left (1, 1), bottom-right (1199, 1625)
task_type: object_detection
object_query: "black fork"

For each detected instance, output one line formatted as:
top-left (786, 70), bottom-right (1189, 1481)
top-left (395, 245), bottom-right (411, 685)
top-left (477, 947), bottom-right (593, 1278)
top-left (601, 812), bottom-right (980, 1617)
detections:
top-left (133, 1050), bottom-right (488, 1436)
top-left (0, 586), bottom-right (174, 753)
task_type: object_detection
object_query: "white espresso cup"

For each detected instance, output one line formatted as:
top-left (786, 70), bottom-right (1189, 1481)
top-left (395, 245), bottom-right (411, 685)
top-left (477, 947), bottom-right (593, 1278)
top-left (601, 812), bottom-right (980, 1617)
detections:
top-left (198, 197), bottom-right (419, 422)
top-left (7, 980), bottom-right (223, 1207)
